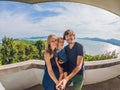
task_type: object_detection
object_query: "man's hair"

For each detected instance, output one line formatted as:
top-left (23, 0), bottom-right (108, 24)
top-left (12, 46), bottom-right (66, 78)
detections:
top-left (63, 29), bottom-right (75, 40)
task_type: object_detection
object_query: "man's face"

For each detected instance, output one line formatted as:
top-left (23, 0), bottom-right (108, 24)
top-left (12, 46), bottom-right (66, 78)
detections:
top-left (65, 34), bottom-right (75, 44)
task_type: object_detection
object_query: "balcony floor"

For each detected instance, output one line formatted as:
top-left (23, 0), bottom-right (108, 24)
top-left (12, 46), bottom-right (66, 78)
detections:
top-left (25, 76), bottom-right (120, 90)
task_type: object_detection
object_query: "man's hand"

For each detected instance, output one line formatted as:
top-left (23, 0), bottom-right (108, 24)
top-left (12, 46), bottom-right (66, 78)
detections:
top-left (56, 78), bottom-right (67, 90)
top-left (56, 82), bottom-right (62, 90)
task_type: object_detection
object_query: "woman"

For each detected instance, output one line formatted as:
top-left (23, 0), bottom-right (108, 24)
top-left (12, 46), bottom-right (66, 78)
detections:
top-left (42, 34), bottom-right (60, 90)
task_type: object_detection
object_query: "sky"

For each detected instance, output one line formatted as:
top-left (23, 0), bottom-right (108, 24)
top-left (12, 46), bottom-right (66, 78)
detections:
top-left (0, 1), bottom-right (120, 40)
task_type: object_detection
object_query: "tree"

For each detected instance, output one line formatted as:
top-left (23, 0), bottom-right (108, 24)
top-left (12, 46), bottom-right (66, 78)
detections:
top-left (0, 37), bottom-right (44, 65)
top-left (0, 49), bottom-right (2, 65)
top-left (35, 40), bottom-right (45, 59)
top-left (15, 41), bottom-right (39, 61)
top-left (15, 41), bottom-right (26, 62)
top-left (1, 37), bottom-right (17, 65)
top-left (25, 44), bottom-right (39, 60)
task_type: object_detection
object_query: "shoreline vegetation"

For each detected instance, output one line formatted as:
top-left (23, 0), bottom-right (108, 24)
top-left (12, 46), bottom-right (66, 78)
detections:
top-left (0, 37), bottom-right (119, 65)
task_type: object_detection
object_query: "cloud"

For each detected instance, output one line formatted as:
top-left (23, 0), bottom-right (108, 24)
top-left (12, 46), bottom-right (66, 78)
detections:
top-left (0, 10), bottom-right (50, 38)
top-left (33, 4), bottom-right (65, 13)
top-left (0, 2), bottom-right (120, 40)
top-left (34, 2), bottom-right (120, 39)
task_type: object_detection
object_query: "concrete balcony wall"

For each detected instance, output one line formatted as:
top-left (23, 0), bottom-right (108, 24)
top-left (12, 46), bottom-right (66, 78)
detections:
top-left (84, 64), bottom-right (120, 84)
top-left (0, 60), bottom-right (44, 90)
top-left (0, 68), bottom-right (40, 90)
top-left (0, 59), bottom-right (119, 90)
top-left (84, 59), bottom-right (120, 84)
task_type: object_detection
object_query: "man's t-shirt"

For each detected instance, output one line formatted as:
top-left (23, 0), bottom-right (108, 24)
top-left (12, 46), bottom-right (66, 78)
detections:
top-left (65, 42), bottom-right (84, 75)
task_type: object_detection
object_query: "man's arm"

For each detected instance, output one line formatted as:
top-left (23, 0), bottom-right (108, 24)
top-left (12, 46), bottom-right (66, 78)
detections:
top-left (57, 55), bottom-right (83, 89)
top-left (65, 55), bottom-right (83, 81)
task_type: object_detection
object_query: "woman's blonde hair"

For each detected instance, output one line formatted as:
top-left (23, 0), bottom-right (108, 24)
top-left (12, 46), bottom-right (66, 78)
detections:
top-left (45, 34), bottom-right (56, 55)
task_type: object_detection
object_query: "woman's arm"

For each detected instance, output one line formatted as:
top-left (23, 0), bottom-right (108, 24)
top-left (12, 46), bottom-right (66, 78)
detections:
top-left (44, 52), bottom-right (59, 84)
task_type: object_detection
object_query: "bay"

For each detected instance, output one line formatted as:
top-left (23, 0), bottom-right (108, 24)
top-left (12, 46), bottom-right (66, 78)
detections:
top-left (76, 39), bottom-right (120, 56)
top-left (0, 38), bottom-right (120, 56)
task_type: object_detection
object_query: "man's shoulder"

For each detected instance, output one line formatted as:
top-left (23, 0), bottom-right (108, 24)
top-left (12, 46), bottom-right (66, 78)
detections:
top-left (64, 45), bottom-right (69, 49)
top-left (75, 42), bottom-right (83, 48)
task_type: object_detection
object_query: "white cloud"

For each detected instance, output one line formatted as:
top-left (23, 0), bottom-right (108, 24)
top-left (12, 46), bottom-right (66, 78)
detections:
top-left (0, 2), bottom-right (120, 40)
top-left (33, 4), bottom-right (65, 13)
top-left (34, 2), bottom-right (120, 39)
top-left (0, 11), bottom-right (50, 39)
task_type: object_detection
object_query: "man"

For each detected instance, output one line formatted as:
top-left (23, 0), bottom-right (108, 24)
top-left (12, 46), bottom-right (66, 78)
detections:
top-left (57, 29), bottom-right (84, 90)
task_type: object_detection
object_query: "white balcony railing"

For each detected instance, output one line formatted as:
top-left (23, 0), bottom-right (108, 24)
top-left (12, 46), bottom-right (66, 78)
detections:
top-left (0, 59), bottom-right (120, 90)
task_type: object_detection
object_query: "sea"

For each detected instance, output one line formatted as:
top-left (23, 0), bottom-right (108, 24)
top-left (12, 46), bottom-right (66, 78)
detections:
top-left (76, 39), bottom-right (120, 56)
top-left (0, 38), bottom-right (120, 56)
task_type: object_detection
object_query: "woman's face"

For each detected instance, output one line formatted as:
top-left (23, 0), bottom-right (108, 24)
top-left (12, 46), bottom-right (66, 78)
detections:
top-left (65, 34), bottom-right (75, 44)
top-left (50, 35), bottom-right (57, 49)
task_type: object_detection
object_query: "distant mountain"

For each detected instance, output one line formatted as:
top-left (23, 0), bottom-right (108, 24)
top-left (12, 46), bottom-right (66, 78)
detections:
top-left (106, 39), bottom-right (120, 46)
top-left (14, 36), bottom-right (47, 40)
top-left (80, 37), bottom-right (120, 46)
top-left (1, 36), bottom-right (120, 46)
top-left (26, 36), bottom-right (47, 39)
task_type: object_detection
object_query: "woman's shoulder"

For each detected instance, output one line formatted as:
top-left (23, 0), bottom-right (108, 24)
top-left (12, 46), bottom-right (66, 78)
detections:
top-left (44, 50), bottom-right (51, 57)
top-left (44, 50), bottom-right (55, 59)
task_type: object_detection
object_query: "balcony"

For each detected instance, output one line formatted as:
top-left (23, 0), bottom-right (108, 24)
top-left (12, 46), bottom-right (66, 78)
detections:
top-left (0, 59), bottom-right (120, 90)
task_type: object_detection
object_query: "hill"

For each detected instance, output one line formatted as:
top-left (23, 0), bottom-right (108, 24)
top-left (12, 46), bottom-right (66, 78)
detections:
top-left (81, 37), bottom-right (120, 46)
top-left (15, 36), bottom-right (47, 40)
